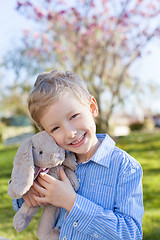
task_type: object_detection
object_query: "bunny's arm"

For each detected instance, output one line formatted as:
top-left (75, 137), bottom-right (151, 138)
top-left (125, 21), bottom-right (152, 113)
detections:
top-left (62, 152), bottom-right (78, 171)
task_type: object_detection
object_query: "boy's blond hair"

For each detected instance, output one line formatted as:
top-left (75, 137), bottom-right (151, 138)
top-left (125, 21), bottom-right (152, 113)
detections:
top-left (28, 70), bottom-right (91, 130)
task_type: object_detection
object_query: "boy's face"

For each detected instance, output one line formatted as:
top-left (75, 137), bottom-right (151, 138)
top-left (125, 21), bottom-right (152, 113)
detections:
top-left (40, 92), bottom-right (100, 163)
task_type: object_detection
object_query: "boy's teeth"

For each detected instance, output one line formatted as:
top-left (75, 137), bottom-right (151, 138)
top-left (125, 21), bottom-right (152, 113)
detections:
top-left (72, 134), bottom-right (84, 144)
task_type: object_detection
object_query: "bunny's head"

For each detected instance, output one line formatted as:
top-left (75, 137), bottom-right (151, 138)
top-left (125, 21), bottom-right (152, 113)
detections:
top-left (8, 131), bottom-right (65, 199)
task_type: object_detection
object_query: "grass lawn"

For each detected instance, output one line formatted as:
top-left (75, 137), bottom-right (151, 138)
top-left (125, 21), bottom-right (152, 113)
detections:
top-left (116, 130), bottom-right (160, 240)
top-left (0, 145), bottom-right (42, 240)
top-left (0, 130), bottom-right (160, 239)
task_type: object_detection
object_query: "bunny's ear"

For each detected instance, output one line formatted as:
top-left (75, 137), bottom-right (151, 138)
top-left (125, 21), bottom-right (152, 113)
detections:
top-left (8, 138), bottom-right (35, 199)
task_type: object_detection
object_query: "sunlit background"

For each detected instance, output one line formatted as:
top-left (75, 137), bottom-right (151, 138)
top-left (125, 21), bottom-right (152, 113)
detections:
top-left (0, 0), bottom-right (160, 141)
top-left (0, 1), bottom-right (160, 239)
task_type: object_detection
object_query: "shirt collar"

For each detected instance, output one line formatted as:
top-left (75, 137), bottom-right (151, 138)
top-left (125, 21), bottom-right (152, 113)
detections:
top-left (91, 133), bottom-right (115, 168)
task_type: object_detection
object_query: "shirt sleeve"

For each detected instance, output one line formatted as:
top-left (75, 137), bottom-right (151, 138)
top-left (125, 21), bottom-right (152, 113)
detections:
top-left (62, 155), bottom-right (144, 240)
top-left (12, 198), bottom-right (24, 211)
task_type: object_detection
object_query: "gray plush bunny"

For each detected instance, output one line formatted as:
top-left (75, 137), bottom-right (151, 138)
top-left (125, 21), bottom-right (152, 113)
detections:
top-left (8, 131), bottom-right (79, 240)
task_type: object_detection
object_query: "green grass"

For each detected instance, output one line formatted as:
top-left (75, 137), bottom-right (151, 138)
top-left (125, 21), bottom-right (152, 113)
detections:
top-left (116, 130), bottom-right (160, 240)
top-left (0, 130), bottom-right (160, 239)
top-left (0, 145), bottom-right (42, 240)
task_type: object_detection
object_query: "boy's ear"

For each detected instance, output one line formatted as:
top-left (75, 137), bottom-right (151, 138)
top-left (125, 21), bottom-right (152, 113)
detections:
top-left (89, 96), bottom-right (98, 117)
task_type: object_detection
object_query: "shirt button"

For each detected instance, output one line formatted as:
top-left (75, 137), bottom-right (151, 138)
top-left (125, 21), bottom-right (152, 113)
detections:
top-left (62, 237), bottom-right (67, 240)
top-left (73, 221), bottom-right (78, 227)
top-left (78, 178), bottom-right (80, 183)
top-left (94, 233), bottom-right (98, 238)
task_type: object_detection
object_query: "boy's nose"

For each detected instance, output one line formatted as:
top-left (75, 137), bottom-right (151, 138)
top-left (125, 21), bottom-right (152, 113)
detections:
top-left (64, 125), bottom-right (77, 139)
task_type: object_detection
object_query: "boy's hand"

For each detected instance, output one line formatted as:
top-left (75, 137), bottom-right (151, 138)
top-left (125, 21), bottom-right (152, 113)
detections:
top-left (32, 167), bottom-right (77, 212)
top-left (23, 180), bottom-right (45, 207)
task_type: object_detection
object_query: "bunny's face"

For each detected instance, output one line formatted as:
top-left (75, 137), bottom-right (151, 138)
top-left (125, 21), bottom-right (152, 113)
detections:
top-left (31, 131), bottom-right (65, 168)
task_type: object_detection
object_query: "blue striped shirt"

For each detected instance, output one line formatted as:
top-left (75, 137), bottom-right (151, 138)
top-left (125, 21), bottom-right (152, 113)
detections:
top-left (56, 134), bottom-right (144, 239)
top-left (13, 133), bottom-right (144, 239)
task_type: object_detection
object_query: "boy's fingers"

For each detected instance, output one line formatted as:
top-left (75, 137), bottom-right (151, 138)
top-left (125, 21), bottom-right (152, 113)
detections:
top-left (32, 194), bottom-right (46, 205)
top-left (30, 198), bottom-right (40, 207)
top-left (36, 175), bottom-right (50, 188)
top-left (59, 167), bottom-right (69, 183)
top-left (33, 181), bottom-right (47, 195)
top-left (33, 180), bottom-right (44, 197)
top-left (39, 172), bottom-right (56, 183)
top-left (23, 191), bottom-right (38, 207)
top-left (23, 194), bottom-right (32, 206)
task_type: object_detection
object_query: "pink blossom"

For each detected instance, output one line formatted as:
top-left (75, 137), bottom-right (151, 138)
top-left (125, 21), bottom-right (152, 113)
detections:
top-left (17, 1), bottom-right (22, 10)
top-left (57, 0), bottom-right (66, 4)
top-left (90, 0), bottom-right (95, 7)
top-left (102, 0), bottom-right (108, 5)
top-left (34, 32), bottom-right (40, 40)
top-left (137, 0), bottom-right (143, 5)
top-left (23, 29), bottom-right (30, 37)
top-left (47, 12), bottom-right (53, 20)
top-left (59, 10), bottom-right (66, 14)
top-left (34, 8), bottom-right (44, 19)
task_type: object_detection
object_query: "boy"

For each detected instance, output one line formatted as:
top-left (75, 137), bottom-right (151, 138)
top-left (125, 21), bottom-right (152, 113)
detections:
top-left (13, 70), bottom-right (144, 239)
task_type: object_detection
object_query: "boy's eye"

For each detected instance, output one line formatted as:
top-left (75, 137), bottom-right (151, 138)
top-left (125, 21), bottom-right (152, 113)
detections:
top-left (71, 114), bottom-right (79, 119)
top-left (51, 126), bottom-right (59, 132)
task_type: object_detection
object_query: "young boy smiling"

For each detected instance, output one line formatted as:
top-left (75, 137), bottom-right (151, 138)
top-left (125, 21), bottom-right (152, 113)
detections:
top-left (14, 70), bottom-right (144, 239)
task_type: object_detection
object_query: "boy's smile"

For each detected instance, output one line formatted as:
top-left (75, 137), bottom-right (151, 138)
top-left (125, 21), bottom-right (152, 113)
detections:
top-left (40, 92), bottom-right (100, 163)
top-left (69, 133), bottom-right (86, 146)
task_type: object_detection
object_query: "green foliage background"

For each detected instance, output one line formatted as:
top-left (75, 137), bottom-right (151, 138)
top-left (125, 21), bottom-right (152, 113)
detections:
top-left (0, 131), bottom-right (160, 239)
